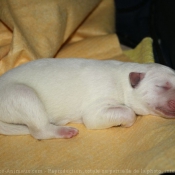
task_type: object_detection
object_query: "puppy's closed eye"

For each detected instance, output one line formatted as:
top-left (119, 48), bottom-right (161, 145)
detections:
top-left (156, 82), bottom-right (172, 91)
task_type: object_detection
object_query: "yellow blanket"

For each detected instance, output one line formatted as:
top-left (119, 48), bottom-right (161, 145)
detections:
top-left (0, 0), bottom-right (175, 174)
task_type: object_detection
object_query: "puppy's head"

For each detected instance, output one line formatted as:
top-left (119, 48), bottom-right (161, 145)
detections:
top-left (128, 64), bottom-right (175, 119)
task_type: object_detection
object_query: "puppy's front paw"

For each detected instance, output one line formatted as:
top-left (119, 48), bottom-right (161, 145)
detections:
top-left (121, 107), bottom-right (136, 127)
top-left (57, 127), bottom-right (79, 139)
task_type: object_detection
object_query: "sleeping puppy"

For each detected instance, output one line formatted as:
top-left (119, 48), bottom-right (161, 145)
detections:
top-left (0, 58), bottom-right (175, 139)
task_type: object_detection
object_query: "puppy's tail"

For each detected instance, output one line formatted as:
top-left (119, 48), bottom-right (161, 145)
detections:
top-left (0, 121), bottom-right (30, 136)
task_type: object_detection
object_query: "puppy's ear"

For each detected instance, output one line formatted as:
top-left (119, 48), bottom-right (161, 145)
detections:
top-left (129, 72), bottom-right (145, 88)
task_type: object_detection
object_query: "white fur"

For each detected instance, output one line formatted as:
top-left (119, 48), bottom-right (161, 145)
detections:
top-left (0, 58), bottom-right (175, 139)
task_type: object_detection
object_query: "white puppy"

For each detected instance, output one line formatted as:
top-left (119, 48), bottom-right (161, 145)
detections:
top-left (0, 58), bottom-right (175, 139)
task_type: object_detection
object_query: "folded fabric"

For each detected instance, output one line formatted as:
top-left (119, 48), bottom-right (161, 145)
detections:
top-left (0, 0), bottom-right (174, 174)
top-left (0, 0), bottom-right (127, 75)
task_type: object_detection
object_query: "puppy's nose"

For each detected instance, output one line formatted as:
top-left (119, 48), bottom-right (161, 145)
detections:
top-left (168, 100), bottom-right (175, 110)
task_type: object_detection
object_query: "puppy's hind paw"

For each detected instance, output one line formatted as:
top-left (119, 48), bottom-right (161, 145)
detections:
top-left (57, 126), bottom-right (79, 139)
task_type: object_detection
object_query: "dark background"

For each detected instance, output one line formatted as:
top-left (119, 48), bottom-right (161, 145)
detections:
top-left (114, 0), bottom-right (175, 69)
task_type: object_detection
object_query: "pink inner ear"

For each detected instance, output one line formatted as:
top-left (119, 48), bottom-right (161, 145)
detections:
top-left (129, 72), bottom-right (145, 88)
